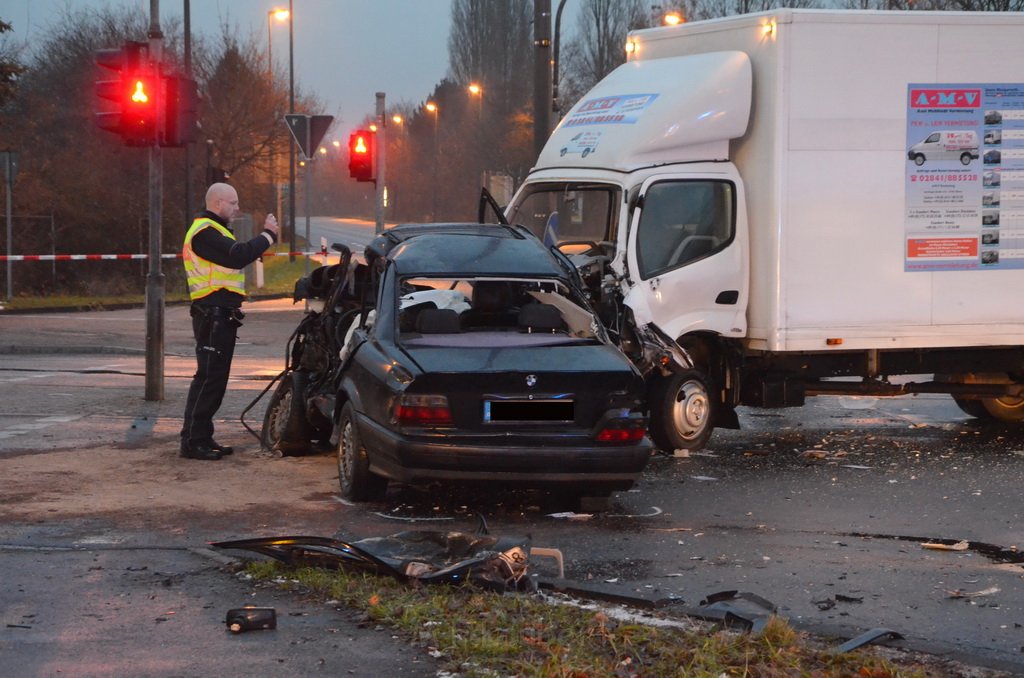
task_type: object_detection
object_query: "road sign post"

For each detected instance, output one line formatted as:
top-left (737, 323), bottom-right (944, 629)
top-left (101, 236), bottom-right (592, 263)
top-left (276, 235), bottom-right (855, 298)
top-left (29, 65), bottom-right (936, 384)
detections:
top-left (284, 114), bottom-right (333, 274)
top-left (2, 151), bottom-right (18, 301)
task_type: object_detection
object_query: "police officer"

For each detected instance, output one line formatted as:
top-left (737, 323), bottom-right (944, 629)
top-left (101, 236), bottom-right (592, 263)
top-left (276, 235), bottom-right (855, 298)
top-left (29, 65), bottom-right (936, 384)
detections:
top-left (180, 182), bottom-right (281, 460)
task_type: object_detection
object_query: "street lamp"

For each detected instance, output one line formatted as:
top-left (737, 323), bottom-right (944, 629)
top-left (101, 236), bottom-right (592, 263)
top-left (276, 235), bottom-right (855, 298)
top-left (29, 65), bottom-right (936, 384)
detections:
top-left (467, 83), bottom-right (483, 122)
top-left (663, 11), bottom-right (683, 26)
top-left (426, 102), bottom-right (439, 219)
top-left (267, 8), bottom-right (289, 231)
top-left (266, 8), bottom-right (289, 78)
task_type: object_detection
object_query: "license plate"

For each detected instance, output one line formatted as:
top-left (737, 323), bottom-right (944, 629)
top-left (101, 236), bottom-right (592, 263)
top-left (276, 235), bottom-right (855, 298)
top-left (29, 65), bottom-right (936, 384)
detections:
top-left (483, 399), bottom-right (574, 422)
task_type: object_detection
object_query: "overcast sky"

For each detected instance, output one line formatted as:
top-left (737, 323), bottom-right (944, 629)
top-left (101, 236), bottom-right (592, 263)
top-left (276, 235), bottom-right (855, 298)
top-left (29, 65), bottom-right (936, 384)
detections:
top-left (0, 0), bottom-right (455, 141)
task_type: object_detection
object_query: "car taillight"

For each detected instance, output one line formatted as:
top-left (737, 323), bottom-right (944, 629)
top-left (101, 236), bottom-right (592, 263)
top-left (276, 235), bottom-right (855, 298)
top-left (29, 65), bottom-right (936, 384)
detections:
top-left (395, 394), bottom-right (452, 426)
top-left (595, 425), bottom-right (646, 442)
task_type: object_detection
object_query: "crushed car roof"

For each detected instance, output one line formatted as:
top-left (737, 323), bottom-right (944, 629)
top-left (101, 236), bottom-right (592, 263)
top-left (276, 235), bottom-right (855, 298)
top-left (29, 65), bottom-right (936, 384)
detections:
top-left (373, 224), bottom-right (567, 278)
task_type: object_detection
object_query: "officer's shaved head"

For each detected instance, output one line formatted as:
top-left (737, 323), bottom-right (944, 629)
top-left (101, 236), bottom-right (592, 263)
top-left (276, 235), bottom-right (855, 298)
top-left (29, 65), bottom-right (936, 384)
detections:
top-left (206, 183), bottom-right (240, 220)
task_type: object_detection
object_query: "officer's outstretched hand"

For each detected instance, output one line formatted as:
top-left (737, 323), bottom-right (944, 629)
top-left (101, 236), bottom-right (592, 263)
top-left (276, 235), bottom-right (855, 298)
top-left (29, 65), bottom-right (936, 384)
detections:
top-left (264, 213), bottom-right (281, 238)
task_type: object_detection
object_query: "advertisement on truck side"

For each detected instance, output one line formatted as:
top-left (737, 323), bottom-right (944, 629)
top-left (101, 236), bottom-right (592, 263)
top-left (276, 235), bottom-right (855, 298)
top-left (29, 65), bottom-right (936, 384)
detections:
top-left (905, 83), bottom-right (1024, 271)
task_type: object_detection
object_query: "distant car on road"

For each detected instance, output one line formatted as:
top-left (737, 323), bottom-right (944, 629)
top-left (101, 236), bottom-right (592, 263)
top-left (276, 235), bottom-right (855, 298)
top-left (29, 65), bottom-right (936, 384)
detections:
top-left (330, 223), bottom-right (652, 503)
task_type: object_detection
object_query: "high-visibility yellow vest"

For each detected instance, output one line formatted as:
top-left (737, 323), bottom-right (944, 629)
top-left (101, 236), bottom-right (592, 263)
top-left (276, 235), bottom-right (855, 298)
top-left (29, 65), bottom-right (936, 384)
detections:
top-left (182, 218), bottom-right (246, 301)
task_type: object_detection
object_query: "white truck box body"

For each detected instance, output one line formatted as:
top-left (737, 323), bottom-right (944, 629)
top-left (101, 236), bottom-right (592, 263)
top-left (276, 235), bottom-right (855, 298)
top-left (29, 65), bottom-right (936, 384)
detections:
top-left (534, 10), bottom-right (1024, 352)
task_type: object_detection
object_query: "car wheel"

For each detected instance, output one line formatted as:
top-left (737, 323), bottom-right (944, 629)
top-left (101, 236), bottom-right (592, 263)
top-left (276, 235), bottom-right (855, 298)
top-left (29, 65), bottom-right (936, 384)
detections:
top-left (649, 369), bottom-right (716, 453)
top-left (261, 371), bottom-right (312, 454)
top-left (914, 154), bottom-right (926, 166)
top-left (960, 152), bottom-right (973, 166)
top-left (560, 148), bottom-right (567, 157)
top-left (336, 402), bottom-right (387, 501)
top-left (581, 148), bottom-right (591, 158)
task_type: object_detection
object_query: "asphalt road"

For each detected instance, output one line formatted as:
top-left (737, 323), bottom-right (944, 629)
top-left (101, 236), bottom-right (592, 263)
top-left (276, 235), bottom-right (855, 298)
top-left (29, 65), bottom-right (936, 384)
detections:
top-left (1, 300), bottom-right (1023, 675)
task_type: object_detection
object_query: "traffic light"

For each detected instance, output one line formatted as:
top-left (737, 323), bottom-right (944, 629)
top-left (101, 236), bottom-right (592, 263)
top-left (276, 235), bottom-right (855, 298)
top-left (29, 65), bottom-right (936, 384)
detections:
top-left (94, 41), bottom-right (158, 147)
top-left (162, 74), bottom-right (199, 147)
top-left (348, 129), bottom-right (375, 182)
top-left (121, 70), bottom-right (159, 146)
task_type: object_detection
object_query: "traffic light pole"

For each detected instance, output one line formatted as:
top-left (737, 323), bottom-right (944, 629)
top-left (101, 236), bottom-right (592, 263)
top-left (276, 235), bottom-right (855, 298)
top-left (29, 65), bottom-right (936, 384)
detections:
top-left (375, 92), bottom-right (386, 234)
top-left (144, 0), bottom-right (165, 401)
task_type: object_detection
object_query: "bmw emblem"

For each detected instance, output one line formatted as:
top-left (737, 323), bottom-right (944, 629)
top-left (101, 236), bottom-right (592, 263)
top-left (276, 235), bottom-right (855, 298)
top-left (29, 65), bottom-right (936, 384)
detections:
top-left (525, 374), bottom-right (538, 388)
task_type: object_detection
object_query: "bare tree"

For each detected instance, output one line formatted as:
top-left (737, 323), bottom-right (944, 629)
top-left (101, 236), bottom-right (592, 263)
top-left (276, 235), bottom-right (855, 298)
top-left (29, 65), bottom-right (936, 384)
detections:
top-left (0, 18), bottom-right (24, 108)
top-left (447, 0), bottom-right (533, 116)
top-left (557, 0), bottom-right (649, 111)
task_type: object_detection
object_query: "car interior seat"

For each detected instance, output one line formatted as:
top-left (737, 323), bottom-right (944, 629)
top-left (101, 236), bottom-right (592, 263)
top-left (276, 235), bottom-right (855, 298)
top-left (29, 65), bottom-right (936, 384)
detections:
top-left (518, 303), bottom-right (564, 333)
top-left (415, 308), bottom-right (462, 334)
top-left (463, 281), bottom-right (518, 329)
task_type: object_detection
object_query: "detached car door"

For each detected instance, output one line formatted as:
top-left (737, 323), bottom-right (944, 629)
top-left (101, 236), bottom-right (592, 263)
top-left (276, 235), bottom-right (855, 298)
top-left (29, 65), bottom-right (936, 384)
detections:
top-left (623, 171), bottom-right (748, 340)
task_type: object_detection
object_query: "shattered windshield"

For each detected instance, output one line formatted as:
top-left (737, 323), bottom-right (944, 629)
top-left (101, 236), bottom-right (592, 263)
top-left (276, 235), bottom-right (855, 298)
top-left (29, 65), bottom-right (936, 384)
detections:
top-left (505, 182), bottom-right (620, 251)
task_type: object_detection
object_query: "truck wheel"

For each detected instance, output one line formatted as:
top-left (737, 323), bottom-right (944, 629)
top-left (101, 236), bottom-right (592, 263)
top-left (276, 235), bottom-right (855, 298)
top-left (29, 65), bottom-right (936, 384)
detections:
top-left (914, 154), bottom-right (926, 166)
top-left (952, 397), bottom-right (992, 420)
top-left (941, 373), bottom-right (1024, 422)
top-left (649, 370), bottom-right (716, 453)
top-left (960, 152), bottom-right (973, 165)
top-left (336, 402), bottom-right (387, 501)
top-left (980, 394), bottom-right (1024, 423)
top-left (261, 371), bottom-right (312, 455)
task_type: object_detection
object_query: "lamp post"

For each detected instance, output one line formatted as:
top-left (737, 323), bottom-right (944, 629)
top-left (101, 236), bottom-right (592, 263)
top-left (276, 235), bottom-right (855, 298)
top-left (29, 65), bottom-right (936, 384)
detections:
top-left (287, 0), bottom-right (296, 261)
top-left (267, 8), bottom-right (288, 228)
top-left (425, 101), bottom-right (439, 219)
top-left (266, 8), bottom-right (288, 79)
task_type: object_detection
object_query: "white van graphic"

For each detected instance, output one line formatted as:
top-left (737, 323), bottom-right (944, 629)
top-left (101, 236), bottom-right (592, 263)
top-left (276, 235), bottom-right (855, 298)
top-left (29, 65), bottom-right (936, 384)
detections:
top-left (908, 130), bottom-right (979, 166)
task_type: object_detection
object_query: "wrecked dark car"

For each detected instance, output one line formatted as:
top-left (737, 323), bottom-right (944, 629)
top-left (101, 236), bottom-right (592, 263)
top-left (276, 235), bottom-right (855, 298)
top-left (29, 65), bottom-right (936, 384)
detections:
top-left (330, 223), bottom-right (652, 501)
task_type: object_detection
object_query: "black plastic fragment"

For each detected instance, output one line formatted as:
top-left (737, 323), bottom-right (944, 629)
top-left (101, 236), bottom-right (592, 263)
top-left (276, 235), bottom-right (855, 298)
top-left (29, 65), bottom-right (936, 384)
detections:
top-left (833, 627), bottom-right (904, 654)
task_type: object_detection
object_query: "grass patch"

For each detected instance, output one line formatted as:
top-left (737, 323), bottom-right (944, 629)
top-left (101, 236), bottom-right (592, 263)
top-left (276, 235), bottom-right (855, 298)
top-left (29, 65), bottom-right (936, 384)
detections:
top-left (244, 561), bottom-right (939, 677)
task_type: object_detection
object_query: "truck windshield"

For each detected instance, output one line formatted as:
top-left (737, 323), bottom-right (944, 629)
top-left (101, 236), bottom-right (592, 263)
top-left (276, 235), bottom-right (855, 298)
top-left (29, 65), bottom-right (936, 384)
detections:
top-left (505, 182), bottom-right (619, 251)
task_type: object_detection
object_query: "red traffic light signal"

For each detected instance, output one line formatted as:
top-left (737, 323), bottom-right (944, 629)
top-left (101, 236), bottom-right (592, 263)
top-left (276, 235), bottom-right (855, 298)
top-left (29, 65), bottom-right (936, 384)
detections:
top-left (94, 41), bottom-right (158, 147)
top-left (122, 72), bottom-right (159, 146)
top-left (348, 129), bottom-right (375, 182)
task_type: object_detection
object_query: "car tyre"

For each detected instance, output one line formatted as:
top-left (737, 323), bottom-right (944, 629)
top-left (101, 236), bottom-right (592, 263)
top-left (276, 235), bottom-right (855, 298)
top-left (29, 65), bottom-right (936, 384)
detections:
top-left (913, 154), bottom-right (926, 166)
top-left (960, 152), bottom-right (973, 166)
top-left (261, 371), bottom-right (312, 455)
top-left (336, 402), bottom-right (387, 501)
top-left (649, 369), bottom-right (716, 453)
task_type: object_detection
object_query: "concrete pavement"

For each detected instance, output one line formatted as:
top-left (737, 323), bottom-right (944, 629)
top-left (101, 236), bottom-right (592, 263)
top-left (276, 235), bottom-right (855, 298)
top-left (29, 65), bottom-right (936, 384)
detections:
top-left (0, 299), bottom-right (441, 677)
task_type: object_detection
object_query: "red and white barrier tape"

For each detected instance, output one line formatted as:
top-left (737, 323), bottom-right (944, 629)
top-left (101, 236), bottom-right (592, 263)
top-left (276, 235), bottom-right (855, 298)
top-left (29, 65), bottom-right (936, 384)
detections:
top-left (0, 251), bottom-right (326, 262)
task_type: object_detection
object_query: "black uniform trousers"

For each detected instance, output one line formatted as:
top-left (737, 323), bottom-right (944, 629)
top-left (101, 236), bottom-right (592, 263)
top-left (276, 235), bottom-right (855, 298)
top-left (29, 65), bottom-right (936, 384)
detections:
top-left (180, 305), bottom-right (241, 447)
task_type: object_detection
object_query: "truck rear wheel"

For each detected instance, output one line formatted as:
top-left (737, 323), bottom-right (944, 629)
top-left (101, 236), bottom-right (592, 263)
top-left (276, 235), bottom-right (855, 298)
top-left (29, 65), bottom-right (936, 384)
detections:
top-left (980, 394), bottom-right (1024, 422)
top-left (952, 397), bottom-right (991, 420)
top-left (649, 370), bottom-right (716, 453)
top-left (960, 152), bottom-right (973, 165)
top-left (942, 373), bottom-right (1024, 422)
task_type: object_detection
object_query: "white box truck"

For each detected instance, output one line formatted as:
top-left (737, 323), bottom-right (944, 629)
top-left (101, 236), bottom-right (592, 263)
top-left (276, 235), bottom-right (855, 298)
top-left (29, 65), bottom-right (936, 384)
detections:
top-left (505, 9), bottom-right (1024, 452)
